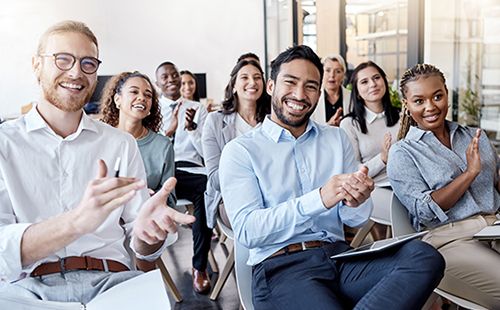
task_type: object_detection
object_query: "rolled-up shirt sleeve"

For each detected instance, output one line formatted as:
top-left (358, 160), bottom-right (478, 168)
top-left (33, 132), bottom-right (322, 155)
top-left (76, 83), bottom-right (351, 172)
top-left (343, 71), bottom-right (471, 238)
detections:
top-left (387, 146), bottom-right (448, 229)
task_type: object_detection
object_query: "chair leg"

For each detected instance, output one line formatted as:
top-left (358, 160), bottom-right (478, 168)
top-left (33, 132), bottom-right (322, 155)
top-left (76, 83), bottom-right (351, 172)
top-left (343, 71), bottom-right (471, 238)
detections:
top-left (209, 247), bottom-right (235, 300)
top-left (350, 220), bottom-right (375, 248)
top-left (208, 249), bottom-right (219, 273)
top-left (156, 258), bottom-right (183, 303)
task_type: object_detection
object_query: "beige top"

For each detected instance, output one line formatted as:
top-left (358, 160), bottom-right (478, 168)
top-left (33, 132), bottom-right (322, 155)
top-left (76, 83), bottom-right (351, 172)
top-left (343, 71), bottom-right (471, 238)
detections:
top-left (339, 107), bottom-right (400, 186)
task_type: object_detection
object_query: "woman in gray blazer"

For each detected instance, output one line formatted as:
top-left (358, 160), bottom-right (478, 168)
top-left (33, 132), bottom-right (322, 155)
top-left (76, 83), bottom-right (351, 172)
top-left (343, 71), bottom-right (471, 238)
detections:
top-left (202, 59), bottom-right (270, 228)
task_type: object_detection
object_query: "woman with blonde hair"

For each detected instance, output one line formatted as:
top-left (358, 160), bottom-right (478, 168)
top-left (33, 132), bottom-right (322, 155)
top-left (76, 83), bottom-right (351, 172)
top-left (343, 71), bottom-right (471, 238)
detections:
top-left (310, 54), bottom-right (351, 126)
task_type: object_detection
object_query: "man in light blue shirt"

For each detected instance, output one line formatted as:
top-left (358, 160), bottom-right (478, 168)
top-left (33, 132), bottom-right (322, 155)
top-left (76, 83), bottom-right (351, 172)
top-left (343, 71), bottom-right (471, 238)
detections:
top-left (219, 45), bottom-right (445, 309)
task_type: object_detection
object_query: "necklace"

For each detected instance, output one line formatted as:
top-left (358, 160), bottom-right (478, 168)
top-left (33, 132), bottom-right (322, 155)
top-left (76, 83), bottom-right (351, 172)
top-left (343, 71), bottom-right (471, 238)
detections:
top-left (136, 127), bottom-right (148, 140)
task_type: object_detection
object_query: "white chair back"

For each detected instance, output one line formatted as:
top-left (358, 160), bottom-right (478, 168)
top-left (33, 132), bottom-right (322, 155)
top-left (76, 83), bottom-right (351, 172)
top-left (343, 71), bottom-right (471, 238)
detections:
top-left (234, 240), bottom-right (254, 310)
top-left (370, 187), bottom-right (393, 226)
top-left (390, 193), bottom-right (416, 237)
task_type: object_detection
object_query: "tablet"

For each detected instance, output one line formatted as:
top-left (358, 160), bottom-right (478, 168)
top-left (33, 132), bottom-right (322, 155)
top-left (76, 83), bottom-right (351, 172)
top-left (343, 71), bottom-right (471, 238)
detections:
top-left (331, 231), bottom-right (428, 260)
top-left (473, 225), bottom-right (500, 240)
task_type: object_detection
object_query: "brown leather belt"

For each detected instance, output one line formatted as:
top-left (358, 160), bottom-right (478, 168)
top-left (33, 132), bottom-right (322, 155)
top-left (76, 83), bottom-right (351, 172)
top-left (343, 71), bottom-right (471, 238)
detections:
top-left (30, 256), bottom-right (129, 277)
top-left (269, 241), bottom-right (328, 259)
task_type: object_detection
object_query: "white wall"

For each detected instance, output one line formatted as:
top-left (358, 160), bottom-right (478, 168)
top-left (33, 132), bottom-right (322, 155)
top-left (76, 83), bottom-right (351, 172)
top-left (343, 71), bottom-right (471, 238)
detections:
top-left (0, 0), bottom-right (265, 118)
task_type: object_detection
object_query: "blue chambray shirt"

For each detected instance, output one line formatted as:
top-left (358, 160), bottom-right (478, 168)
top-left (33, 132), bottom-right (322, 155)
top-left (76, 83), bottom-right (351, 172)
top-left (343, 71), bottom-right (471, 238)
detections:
top-left (219, 117), bottom-right (372, 265)
top-left (387, 121), bottom-right (500, 231)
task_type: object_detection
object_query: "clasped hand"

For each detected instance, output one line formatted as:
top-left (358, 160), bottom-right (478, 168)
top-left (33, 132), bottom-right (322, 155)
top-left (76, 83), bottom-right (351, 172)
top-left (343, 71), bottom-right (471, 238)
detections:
top-left (320, 166), bottom-right (374, 209)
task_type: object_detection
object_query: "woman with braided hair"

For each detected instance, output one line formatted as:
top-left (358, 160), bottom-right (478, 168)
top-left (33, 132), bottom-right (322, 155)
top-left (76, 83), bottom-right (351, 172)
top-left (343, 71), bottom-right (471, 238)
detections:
top-left (387, 63), bottom-right (500, 308)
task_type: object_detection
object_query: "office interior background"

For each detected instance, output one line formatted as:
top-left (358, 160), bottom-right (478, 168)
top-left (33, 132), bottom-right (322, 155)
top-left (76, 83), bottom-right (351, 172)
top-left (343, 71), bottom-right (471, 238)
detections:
top-left (1, 0), bottom-right (499, 149)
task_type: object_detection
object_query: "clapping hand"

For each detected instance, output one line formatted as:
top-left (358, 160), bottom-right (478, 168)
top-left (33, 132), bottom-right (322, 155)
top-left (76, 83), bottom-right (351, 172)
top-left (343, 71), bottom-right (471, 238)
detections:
top-left (320, 166), bottom-right (374, 209)
top-left (380, 132), bottom-right (392, 164)
top-left (165, 101), bottom-right (183, 137)
top-left (72, 160), bottom-right (146, 235)
top-left (133, 177), bottom-right (196, 248)
top-left (465, 128), bottom-right (481, 178)
top-left (184, 107), bottom-right (198, 131)
top-left (327, 107), bottom-right (343, 127)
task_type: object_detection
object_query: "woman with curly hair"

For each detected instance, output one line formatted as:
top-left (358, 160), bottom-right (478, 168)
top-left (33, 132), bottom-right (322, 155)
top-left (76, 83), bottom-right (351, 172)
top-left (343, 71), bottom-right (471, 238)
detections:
top-left (202, 59), bottom-right (270, 229)
top-left (101, 71), bottom-right (175, 208)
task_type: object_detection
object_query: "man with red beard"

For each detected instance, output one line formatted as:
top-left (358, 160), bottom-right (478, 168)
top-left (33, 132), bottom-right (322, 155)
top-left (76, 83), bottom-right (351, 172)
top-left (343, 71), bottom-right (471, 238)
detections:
top-left (0, 20), bottom-right (194, 304)
top-left (219, 45), bottom-right (445, 309)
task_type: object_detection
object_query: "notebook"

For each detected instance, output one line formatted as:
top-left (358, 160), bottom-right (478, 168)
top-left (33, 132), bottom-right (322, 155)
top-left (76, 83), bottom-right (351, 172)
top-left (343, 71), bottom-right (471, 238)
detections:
top-left (0, 270), bottom-right (170, 310)
top-left (331, 231), bottom-right (428, 260)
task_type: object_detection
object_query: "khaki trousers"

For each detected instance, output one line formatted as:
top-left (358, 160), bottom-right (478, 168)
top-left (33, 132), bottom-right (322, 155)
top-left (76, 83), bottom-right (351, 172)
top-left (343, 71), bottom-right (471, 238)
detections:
top-left (422, 214), bottom-right (500, 309)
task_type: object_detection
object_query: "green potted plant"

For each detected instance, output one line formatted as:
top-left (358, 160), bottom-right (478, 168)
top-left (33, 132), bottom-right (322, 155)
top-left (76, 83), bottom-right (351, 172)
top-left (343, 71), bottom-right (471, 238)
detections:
top-left (460, 89), bottom-right (480, 126)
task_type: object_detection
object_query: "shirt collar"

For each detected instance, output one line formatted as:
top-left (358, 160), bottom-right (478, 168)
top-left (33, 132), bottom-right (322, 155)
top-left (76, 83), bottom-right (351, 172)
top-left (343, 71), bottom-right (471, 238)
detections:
top-left (364, 107), bottom-right (385, 124)
top-left (406, 120), bottom-right (458, 141)
top-left (25, 104), bottom-right (98, 135)
top-left (262, 116), bottom-right (317, 143)
top-left (160, 95), bottom-right (182, 108)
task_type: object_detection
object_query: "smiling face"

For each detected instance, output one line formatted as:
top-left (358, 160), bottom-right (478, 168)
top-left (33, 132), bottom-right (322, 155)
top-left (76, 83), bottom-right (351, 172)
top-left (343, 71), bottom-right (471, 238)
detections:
top-left (155, 64), bottom-right (181, 100)
top-left (268, 58), bottom-right (321, 137)
top-left (404, 75), bottom-right (448, 134)
top-left (234, 64), bottom-right (264, 105)
top-left (181, 73), bottom-right (197, 100)
top-left (34, 32), bottom-right (98, 112)
top-left (355, 66), bottom-right (386, 106)
top-left (323, 58), bottom-right (344, 93)
top-left (115, 76), bottom-right (153, 122)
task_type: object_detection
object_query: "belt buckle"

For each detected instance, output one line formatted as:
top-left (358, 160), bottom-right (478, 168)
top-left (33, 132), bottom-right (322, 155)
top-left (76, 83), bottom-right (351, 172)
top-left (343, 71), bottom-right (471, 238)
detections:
top-left (301, 242), bottom-right (307, 251)
top-left (59, 257), bottom-right (67, 276)
top-left (84, 256), bottom-right (92, 271)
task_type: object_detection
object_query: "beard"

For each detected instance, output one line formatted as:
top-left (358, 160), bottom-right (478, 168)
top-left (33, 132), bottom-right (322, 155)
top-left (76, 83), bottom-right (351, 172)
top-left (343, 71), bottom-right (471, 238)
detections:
top-left (271, 95), bottom-right (315, 128)
top-left (40, 75), bottom-right (96, 112)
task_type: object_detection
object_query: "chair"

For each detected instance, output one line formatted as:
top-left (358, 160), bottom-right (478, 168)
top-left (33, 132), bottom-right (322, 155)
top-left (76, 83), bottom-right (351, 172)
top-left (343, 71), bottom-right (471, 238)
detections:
top-left (390, 193), bottom-right (488, 310)
top-left (209, 212), bottom-right (235, 300)
top-left (351, 187), bottom-right (393, 247)
top-left (234, 240), bottom-right (254, 310)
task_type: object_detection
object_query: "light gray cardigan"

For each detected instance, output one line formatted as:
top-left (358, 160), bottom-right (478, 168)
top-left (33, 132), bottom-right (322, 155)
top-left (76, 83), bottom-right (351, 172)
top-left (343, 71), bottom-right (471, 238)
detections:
top-left (202, 111), bottom-right (237, 228)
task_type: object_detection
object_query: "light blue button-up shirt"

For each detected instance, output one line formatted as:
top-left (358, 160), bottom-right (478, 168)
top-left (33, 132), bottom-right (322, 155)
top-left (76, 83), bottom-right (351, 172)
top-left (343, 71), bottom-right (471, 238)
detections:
top-left (388, 121), bottom-right (500, 231)
top-left (219, 117), bottom-right (372, 265)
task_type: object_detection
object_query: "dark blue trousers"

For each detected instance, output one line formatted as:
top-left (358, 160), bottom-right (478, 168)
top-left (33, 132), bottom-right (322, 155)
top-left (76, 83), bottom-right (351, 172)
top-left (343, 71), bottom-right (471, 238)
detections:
top-left (252, 240), bottom-right (444, 310)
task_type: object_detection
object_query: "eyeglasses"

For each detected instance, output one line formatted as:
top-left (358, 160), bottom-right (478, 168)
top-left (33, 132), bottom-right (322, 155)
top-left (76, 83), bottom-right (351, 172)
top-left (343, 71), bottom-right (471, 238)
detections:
top-left (38, 52), bottom-right (102, 74)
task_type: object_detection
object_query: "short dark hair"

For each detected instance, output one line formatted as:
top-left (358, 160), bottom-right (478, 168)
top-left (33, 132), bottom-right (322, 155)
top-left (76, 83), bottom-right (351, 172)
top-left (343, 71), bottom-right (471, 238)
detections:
top-left (155, 61), bottom-right (177, 74)
top-left (269, 45), bottom-right (323, 85)
top-left (237, 52), bottom-right (260, 63)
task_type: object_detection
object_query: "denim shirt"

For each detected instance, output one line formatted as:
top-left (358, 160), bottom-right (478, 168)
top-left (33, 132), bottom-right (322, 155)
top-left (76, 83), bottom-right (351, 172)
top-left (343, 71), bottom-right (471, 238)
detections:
top-left (219, 117), bottom-right (372, 265)
top-left (387, 121), bottom-right (500, 231)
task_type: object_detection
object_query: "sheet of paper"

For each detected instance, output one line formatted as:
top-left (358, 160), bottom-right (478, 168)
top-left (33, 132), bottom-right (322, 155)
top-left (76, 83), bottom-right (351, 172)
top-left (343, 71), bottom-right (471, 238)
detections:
top-left (0, 270), bottom-right (170, 310)
top-left (177, 166), bottom-right (206, 175)
top-left (88, 270), bottom-right (170, 310)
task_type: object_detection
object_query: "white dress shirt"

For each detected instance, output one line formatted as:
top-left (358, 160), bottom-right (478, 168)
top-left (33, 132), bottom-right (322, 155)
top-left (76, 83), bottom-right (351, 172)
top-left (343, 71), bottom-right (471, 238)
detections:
top-left (0, 107), bottom-right (170, 281)
top-left (159, 96), bottom-right (208, 166)
top-left (339, 107), bottom-right (400, 186)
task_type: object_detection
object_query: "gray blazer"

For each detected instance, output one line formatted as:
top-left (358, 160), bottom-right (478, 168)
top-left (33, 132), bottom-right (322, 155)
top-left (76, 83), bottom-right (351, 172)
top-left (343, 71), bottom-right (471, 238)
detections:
top-left (202, 111), bottom-right (237, 228)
